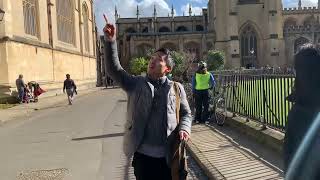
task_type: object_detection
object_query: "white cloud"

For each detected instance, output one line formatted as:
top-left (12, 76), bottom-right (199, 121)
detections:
top-left (302, 0), bottom-right (317, 6)
top-left (181, 3), bottom-right (204, 16)
top-left (284, 0), bottom-right (317, 7)
top-left (94, 0), bottom-right (171, 33)
top-left (94, 0), bottom-right (319, 33)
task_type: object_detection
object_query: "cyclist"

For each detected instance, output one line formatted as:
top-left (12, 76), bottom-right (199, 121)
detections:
top-left (192, 61), bottom-right (215, 123)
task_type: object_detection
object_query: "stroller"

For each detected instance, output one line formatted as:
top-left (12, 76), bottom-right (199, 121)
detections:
top-left (26, 81), bottom-right (46, 103)
top-left (22, 85), bottom-right (33, 103)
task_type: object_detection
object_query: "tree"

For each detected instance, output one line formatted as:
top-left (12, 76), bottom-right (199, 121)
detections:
top-left (130, 57), bottom-right (148, 75)
top-left (206, 50), bottom-right (225, 71)
top-left (170, 51), bottom-right (194, 82)
top-left (171, 51), bottom-right (184, 76)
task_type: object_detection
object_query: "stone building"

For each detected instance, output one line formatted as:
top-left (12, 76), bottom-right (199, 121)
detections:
top-left (113, 0), bottom-right (320, 70)
top-left (0, 0), bottom-right (97, 101)
top-left (114, 5), bottom-right (215, 71)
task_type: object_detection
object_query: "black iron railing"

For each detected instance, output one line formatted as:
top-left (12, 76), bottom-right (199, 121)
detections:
top-left (212, 72), bottom-right (295, 131)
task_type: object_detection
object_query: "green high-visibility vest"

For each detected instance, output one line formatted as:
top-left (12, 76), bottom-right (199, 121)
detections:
top-left (195, 72), bottom-right (211, 90)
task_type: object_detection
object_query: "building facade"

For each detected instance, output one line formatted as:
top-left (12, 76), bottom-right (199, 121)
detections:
top-left (114, 0), bottom-right (320, 70)
top-left (115, 5), bottom-right (215, 71)
top-left (0, 0), bottom-right (97, 100)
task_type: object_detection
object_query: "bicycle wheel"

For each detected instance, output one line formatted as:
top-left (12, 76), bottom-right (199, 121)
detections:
top-left (215, 97), bottom-right (226, 126)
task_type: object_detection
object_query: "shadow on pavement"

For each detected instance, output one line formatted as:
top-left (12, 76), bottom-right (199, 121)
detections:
top-left (72, 132), bottom-right (125, 141)
top-left (206, 122), bottom-right (284, 173)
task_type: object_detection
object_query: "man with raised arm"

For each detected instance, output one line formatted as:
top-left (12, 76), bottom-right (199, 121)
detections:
top-left (103, 15), bottom-right (192, 180)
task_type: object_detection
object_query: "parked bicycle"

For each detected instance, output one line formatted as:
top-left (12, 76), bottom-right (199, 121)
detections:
top-left (209, 75), bottom-right (235, 126)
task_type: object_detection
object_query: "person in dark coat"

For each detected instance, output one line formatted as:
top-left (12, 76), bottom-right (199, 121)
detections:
top-left (16, 74), bottom-right (25, 103)
top-left (284, 43), bottom-right (320, 179)
top-left (63, 74), bottom-right (77, 105)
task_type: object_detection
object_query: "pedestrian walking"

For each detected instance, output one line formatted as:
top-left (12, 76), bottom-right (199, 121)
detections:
top-left (192, 61), bottom-right (215, 123)
top-left (284, 43), bottom-right (320, 180)
top-left (103, 15), bottom-right (192, 180)
top-left (63, 74), bottom-right (77, 105)
top-left (16, 74), bottom-right (25, 104)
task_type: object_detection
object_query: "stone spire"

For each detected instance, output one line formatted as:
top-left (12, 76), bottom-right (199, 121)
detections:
top-left (114, 6), bottom-right (118, 21)
top-left (153, 4), bottom-right (157, 19)
top-left (136, 5), bottom-right (140, 20)
top-left (298, 0), bottom-right (302, 9)
top-left (189, 4), bottom-right (192, 16)
top-left (171, 4), bottom-right (174, 18)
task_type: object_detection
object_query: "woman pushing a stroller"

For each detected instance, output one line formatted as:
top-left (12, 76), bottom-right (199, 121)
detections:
top-left (24, 81), bottom-right (45, 103)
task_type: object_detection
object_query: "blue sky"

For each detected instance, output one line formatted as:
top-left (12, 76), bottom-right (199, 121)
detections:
top-left (94, 0), bottom-right (318, 33)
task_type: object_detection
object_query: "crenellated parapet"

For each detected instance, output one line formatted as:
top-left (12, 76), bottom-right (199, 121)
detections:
top-left (283, 7), bottom-right (320, 15)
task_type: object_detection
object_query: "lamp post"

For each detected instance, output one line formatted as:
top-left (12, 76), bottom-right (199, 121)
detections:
top-left (0, 8), bottom-right (5, 21)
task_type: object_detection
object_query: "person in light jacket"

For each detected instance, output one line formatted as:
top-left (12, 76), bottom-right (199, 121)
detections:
top-left (103, 15), bottom-right (192, 180)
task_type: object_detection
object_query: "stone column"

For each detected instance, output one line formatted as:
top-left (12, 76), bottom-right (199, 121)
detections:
top-left (201, 35), bottom-right (207, 58)
top-left (130, 37), bottom-right (135, 57)
top-left (155, 36), bottom-right (160, 49)
top-left (179, 37), bottom-right (184, 52)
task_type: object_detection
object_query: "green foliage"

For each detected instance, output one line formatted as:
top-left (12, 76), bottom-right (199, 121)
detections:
top-left (206, 50), bottom-right (225, 71)
top-left (169, 50), bottom-right (195, 82)
top-left (130, 57), bottom-right (148, 75)
top-left (171, 51), bottom-right (185, 77)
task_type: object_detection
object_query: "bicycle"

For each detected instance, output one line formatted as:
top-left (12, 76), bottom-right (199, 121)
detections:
top-left (209, 80), bottom-right (229, 126)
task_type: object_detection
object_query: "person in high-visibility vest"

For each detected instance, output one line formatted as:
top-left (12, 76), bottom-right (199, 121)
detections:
top-left (192, 61), bottom-right (215, 123)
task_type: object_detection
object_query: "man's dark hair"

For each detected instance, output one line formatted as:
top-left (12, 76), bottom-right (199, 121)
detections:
top-left (155, 48), bottom-right (175, 69)
top-left (294, 43), bottom-right (320, 106)
top-left (66, 74), bottom-right (70, 77)
top-left (295, 43), bottom-right (320, 73)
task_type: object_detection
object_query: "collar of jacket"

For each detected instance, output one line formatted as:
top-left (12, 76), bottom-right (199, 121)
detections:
top-left (147, 75), bottom-right (167, 86)
top-left (145, 78), bottom-right (174, 98)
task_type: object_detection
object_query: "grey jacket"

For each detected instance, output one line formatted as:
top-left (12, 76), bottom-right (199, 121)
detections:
top-left (16, 78), bottom-right (25, 92)
top-left (103, 38), bottom-right (192, 159)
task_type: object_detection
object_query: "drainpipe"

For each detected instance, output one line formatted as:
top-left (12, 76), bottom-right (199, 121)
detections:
top-left (47, 0), bottom-right (55, 82)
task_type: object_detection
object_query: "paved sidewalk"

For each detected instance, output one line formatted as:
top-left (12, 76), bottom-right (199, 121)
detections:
top-left (188, 124), bottom-right (284, 180)
top-left (0, 88), bottom-right (208, 180)
top-left (0, 87), bottom-right (104, 124)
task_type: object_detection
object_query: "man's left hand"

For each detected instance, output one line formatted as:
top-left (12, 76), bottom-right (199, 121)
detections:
top-left (179, 130), bottom-right (190, 142)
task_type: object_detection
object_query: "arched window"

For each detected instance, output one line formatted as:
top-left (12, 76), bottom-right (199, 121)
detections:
top-left (294, 37), bottom-right (309, 53)
top-left (23, 0), bottom-right (39, 37)
top-left (142, 27), bottom-right (148, 33)
top-left (161, 42), bottom-right (177, 51)
top-left (56, 0), bottom-right (75, 44)
top-left (240, 25), bottom-right (258, 68)
top-left (82, 3), bottom-right (90, 52)
top-left (136, 43), bottom-right (153, 57)
top-left (195, 25), bottom-right (204, 31)
top-left (184, 41), bottom-right (200, 62)
top-left (303, 16), bottom-right (315, 26)
top-left (207, 42), bottom-right (213, 50)
top-left (125, 27), bottom-right (136, 33)
top-left (159, 26), bottom-right (170, 32)
top-left (176, 26), bottom-right (188, 32)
